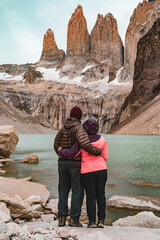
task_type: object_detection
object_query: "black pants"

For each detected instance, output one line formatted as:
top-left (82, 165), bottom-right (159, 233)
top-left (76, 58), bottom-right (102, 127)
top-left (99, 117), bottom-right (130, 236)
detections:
top-left (58, 164), bottom-right (84, 221)
top-left (81, 169), bottom-right (107, 223)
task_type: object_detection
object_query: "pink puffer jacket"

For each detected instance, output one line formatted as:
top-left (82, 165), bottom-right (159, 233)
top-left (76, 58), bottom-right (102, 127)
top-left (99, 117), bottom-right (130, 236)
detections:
top-left (81, 136), bottom-right (108, 174)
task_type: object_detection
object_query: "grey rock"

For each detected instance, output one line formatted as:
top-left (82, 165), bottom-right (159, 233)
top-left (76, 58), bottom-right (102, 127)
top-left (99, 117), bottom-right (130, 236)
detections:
top-left (113, 211), bottom-right (160, 228)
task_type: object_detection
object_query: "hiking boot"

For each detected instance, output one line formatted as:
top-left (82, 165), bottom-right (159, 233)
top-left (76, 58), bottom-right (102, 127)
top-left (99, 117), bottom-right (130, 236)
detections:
top-left (68, 217), bottom-right (83, 227)
top-left (97, 220), bottom-right (104, 228)
top-left (87, 222), bottom-right (96, 228)
top-left (58, 216), bottom-right (66, 227)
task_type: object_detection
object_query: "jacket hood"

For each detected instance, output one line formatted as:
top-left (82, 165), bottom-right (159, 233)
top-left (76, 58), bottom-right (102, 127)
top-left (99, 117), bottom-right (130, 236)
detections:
top-left (83, 118), bottom-right (98, 135)
top-left (64, 117), bottom-right (81, 129)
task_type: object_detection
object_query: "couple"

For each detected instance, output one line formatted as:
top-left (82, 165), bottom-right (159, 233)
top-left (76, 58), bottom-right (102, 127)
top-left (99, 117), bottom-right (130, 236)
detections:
top-left (54, 106), bottom-right (108, 228)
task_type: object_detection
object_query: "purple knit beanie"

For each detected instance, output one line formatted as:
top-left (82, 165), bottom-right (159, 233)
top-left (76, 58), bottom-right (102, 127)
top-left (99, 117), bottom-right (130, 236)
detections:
top-left (83, 118), bottom-right (98, 135)
top-left (70, 106), bottom-right (82, 120)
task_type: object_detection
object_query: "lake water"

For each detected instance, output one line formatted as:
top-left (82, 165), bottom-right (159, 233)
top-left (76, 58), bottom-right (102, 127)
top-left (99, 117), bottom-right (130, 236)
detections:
top-left (4, 134), bottom-right (160, 223)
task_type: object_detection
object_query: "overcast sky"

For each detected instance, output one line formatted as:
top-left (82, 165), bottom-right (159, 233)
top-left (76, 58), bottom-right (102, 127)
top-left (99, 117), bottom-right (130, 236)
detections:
top-left (0, 0), bottom-right (143, 64)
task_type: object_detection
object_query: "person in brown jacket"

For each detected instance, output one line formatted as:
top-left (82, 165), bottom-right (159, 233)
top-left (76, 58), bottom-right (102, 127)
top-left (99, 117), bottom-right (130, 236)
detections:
top-left (54, 106), bottom-right (102, 227)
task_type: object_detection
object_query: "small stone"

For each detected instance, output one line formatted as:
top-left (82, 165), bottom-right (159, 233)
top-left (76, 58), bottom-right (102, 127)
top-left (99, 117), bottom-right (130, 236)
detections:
top-left (0, 220), bottom-right (6, 234)
top-left (31, 204), bottom-right (43, 212)
top-left (41, 214), bottom-right (55, 223)
top-left (25, 195), bottom-right (41, 205)
top-left (32, 234), bottom-right (44, 240)
top-left (0, 170), bottom-right (6, 175)
top-left (20, 154), bottom-right (38, 164)
top-left (0, 233), bottom-right (8, 240)
top-left (0, 202), bottom-right (12, 223)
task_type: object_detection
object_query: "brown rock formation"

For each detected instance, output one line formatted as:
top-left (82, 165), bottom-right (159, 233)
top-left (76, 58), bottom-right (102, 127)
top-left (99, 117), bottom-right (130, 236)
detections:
top-left (0, 125), bottom-right (19, 158)
top-left (0, 177), bottom-right (49, 203)
top-left (90, 13), bottom-right (124, 69)
top-left (67, 5), bottom-right (90, 55)
top-left (120, 0), bottom-right (160, 82)
top-left (119, 18), bottom-right (160, 122)
top-left (24, 67), bottom-right (42, 84)
top-left (40, 28), bottom-right (65, 63)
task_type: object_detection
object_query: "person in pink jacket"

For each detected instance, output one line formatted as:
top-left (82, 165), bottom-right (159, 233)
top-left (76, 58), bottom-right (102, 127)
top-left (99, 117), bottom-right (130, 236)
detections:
top-left (58, 118), bottom-right (108, 228)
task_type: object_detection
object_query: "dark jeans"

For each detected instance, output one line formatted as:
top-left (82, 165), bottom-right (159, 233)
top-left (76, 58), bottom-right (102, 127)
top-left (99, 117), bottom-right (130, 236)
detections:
top-left (81, 169), bottom-right (107, 223)
top-left (58, 164), bottom-right (84, 221)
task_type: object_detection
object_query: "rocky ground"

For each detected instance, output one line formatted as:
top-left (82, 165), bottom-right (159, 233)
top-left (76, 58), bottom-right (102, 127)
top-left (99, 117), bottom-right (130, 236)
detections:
top-left (0, 98), bottom-right (54, 134)
top-left (1, 186), bottom-right (160, 240)
top-left (110, 94), bottom-right (160, 135)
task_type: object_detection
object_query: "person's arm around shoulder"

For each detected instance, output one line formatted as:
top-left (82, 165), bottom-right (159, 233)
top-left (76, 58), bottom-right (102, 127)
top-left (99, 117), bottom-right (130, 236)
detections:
top-left (54, 130), bottom-right (61, 155)
top-left (58, 142), bottom-right (81, 158)
top-left (76, 125), bottom-right (102, 156)
top-left (102, 140), bottom-right (108, 161)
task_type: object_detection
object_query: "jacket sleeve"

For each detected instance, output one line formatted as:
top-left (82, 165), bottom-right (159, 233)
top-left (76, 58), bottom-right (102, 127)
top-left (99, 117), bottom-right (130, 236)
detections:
top-left (58, 142), bottom-right (81, 158)
top-left (76, 125), bottom-right (102, 156)
top-left (102, 141), bottom-right (108, 161)
top-left (54, 131), bottom-right (61, 155)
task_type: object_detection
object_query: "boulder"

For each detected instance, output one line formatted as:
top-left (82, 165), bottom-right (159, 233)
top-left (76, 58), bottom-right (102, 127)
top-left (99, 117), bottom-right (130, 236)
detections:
top-left (20, 153), bottom-right (39, 164)
top-left (0, 125), bottom-right (19, 158)
top-left (0, 193), bottom-right (40, 220)
top-left (0, 202), bottom-right (12, 223)
top-left (0, 177), bottom-right (49, 203)
top-left (107, 195), bottom-right (160, 212)
top-left (24, 67), bottom-right (42, 84)
top-left (113, 211), bottom-right (160, 228)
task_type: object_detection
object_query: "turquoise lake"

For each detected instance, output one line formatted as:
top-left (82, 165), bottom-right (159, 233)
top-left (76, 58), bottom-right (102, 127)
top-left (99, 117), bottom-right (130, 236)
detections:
top-left (3, 134), bottom-right (160, 223)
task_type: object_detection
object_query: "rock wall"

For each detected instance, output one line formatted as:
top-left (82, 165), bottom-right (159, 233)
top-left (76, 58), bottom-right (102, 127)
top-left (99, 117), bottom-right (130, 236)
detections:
top-left (119, 18), bottom-right (160, 122)
top-left (90, 13), bottom-right (124, 69)
top-left (120, 0), bottom-right (160, 82)
top-left (40, 29), bottom-right (65, 63)
top-left (67, 5), bottom-right (90, 56)
top-left (0, 81), bottom-right (131, 133)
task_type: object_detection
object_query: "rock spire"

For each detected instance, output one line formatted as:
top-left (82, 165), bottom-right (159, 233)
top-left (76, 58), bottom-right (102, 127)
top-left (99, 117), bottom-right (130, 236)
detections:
top-left (40, 28), bottom-right (65, 62)
top-left (90, 13), bottom-right (124, 69)
top-left (67, 5), bottom-right (90, 55)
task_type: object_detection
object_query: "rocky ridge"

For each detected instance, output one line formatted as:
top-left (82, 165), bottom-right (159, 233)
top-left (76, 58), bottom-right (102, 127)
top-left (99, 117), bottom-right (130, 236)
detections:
top-left (118, 17), bottom-right (160, 124)
top-left (120, 0), bottom-right (160, 82)
top-left (0, 77), bottom-right (131, 133)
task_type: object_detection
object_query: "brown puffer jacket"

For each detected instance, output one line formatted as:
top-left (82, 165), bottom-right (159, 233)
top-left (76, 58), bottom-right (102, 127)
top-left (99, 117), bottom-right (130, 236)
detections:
top-left (54, 117), bottom-right (102, 165)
